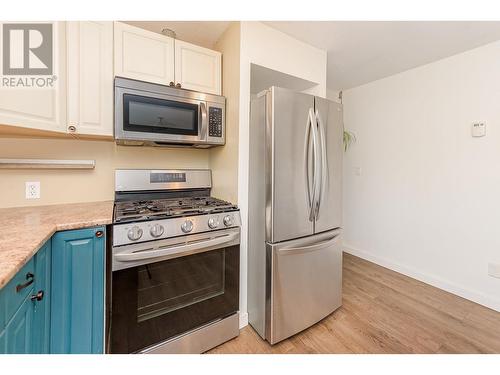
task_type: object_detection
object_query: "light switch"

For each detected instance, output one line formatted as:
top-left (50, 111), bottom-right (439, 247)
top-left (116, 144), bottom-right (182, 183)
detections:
top-left (472, 122), bottom-right (486, 137)
top-left (354, 167), bottom-right (361, 176)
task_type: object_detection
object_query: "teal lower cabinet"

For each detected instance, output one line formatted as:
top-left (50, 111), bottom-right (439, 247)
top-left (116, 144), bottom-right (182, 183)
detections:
top-left (0, 225), bottom-right (105, 354)
top-left (0, 242), bottom-right (50, 354)
top-left (50, 226), bottom-right (105, 354)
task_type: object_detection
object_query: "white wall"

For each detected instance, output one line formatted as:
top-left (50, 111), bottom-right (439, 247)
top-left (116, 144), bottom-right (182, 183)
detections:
top-left (238, 22), bottom-right (327, 327)
top-left (342, 40), bottom-right (500, 312)
top-left (210, 22), bottom-right (240, 204)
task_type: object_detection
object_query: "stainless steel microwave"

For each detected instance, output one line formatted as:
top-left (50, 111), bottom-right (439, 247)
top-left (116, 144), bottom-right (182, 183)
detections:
top-left (114, 77), bottom-right (225, 148)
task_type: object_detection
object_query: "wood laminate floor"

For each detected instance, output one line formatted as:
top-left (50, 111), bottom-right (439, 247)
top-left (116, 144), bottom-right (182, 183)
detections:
top-left (209, 253), bottom-right (500, 354)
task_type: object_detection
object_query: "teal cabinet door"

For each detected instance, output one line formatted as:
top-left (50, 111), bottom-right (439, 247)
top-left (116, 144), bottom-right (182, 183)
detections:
top-left (0, 241), bottom-right (51, 354)
top-left (51, 227), bottom-right (105, 354)
top-left (3, 295), bottom-right (34, 354)
top-left (0, 256), bottom-right (36, 354)
top-left (0, 258), bottom-right (35, 331)
top-left (32, 241), bottom-right (51, 354)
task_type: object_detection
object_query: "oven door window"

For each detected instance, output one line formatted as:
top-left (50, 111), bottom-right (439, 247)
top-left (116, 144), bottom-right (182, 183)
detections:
top-left (111, 245), bottom-right (239, 353)
top-left (123, 94), bottom-right (199, 136)
top-left (137, 250), bottom-right (225, 322)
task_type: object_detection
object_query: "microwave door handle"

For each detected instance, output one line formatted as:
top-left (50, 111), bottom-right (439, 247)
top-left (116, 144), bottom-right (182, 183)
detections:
top-left (200, 102), bottom-right (208, 139)
top-left (114, 232), bottom-right (238, 262)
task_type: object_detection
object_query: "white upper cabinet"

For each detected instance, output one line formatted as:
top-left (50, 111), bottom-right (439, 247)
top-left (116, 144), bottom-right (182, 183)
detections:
top-left (114, 22), bottom-right (175, 86)
top-left (67, 21), bottom-right (114, 137)
top-left (0, 22), bottom-right (67, 133)
top-left (175, 40), bottom-right (221, 95)
top-left (0, 21), bottom-right (222, 137)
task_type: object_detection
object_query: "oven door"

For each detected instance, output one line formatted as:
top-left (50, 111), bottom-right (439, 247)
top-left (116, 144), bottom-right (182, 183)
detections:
top-left (115, 86), bottom-right (208, 145)
top-left (110, 228), bottom-right (240, 353)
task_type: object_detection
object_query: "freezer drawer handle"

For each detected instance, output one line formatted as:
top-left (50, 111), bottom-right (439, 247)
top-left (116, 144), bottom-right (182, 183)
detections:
top-left (114, 232), bottom-right (238, 262)
top-left (278, 234), bottom-right (340, 255)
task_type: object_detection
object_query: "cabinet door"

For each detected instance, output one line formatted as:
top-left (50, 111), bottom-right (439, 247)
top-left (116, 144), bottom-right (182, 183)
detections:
top-left (174, 40), bottom-right (221, 95)
top-left (67, 21), bottom-right (113, 137)
top-left (4, 296), bottom-right (34, 354)
top-left (0, 21), bottom-right (67, 133)
top-left (51, 227), bottom-right (105, 354)
top-left (114, 22), bottom-right (174, 85)
top-left (0, 329), bottom-right (5, 353)
top-left (32, 241), bottom-right (51, 354)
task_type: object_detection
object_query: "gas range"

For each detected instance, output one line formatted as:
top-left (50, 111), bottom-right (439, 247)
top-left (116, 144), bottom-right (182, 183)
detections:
top-left (112, 169), bottom-right (241, 247)
top-left (109, 169), bottom-right (241, 354)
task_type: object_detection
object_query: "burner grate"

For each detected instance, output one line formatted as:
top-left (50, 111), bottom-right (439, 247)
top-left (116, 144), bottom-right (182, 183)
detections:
top-left (114, 196), bottom-right (238, 223)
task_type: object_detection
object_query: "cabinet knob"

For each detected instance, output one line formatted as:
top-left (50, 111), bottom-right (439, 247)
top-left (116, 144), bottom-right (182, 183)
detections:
top-left (30, 290), bottom-right (44, 302)
top-left (169, 81), bottom-right (175, 87)
top-left (95, 230), bottom-right (104, 238)
top-left (175, 83), bottom-right (182, 88)
top-left (68, 125), bottom-right (77, 132)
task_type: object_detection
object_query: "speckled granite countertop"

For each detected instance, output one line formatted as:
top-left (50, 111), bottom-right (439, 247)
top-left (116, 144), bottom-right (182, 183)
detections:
top-left (0, 201), bottom-right (114, 289)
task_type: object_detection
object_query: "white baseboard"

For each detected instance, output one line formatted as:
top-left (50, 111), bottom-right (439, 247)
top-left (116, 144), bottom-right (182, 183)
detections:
top-left (239, 311), bottom-right (248, 329)
top-left (343, 244), bottom-right (500, 313)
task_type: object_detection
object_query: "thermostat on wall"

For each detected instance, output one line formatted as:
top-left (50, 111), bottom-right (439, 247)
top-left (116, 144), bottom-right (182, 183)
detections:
top-left (472, 122), bottom-right (486, 137)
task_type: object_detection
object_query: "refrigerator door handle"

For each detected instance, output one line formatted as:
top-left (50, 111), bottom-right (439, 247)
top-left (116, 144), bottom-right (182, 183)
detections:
top-left (304, 108), bottom-right (317, 222)
top-left (278, 233), bottom-right (341, 255)
top-left (309, 108), bottom-right (321, 221)
top-left (315, 109), bottom-right (328, 220)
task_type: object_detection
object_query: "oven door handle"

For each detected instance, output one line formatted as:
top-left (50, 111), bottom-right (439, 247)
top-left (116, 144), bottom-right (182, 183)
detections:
top-left (114, 232), bottom-right (239, 262)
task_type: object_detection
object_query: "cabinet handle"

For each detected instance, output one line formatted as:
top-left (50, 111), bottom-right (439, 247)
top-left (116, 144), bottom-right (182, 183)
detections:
top-left (68, 125), bottom-right (77, 132)
top-left (169, 81), bottom-right (175, 87)
top-left (95, 230), bottom-right (104, 238)
top-left (30, 290), bottom-right (44, 302)
top-left (175, 83), bottom-right (182, 88)
top-left (16, 272), bottom-right (34, 293)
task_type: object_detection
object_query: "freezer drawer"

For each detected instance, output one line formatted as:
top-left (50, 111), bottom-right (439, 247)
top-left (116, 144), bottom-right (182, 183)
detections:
top-left (266, 229), bottom-right (342, 344)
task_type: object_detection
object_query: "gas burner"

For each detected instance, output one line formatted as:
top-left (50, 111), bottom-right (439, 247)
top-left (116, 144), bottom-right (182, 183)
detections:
top-left (114, 196), bottom-right (238, 223)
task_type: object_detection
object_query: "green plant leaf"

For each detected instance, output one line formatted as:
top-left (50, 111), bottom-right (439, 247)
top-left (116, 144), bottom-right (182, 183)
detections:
top-left (343, 130), bottom-right (356, 152)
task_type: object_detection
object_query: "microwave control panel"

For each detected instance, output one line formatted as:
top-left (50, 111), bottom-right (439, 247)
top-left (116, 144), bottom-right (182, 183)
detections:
top-left (208, 107), bottom-right (223, 138)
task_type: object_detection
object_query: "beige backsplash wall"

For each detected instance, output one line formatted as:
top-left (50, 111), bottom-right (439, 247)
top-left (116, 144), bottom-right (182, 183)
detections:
top-left (0, 137), bottom-right (210, 208)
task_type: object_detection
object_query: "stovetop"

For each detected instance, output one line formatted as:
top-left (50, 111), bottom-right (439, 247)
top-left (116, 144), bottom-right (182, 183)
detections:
top-left (114, 196), bottom-right (239, 223)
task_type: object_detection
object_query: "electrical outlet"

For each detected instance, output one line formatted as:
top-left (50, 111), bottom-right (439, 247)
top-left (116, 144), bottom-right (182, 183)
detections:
top-left (25, 181), bottom-right (40, 199)
top-left (354, 167), bottom-right (362, 176)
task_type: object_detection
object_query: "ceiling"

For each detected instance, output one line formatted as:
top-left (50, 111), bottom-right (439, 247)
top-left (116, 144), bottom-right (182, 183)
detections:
top-left (124, 21), bottom-right (231, 49)
top-left (265, 21), bottom-right (500, 91)
top-left (124, 21), bottom-right (500, 91)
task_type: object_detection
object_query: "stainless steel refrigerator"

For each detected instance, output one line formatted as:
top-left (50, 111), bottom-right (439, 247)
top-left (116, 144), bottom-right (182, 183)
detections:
top-left (248, 86), bottom-right (343, 344)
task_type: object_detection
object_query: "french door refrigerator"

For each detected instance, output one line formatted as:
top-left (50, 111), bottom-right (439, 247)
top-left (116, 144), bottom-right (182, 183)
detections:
top-left (248, 86), bottom-right (343, 344)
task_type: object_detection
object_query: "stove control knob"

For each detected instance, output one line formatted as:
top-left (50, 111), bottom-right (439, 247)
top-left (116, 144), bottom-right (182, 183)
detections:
top-left (208, 217), bottom-right (219, 229)
top-left (150, 224), bottom-right (164, 238)
top-left (127, 226), bottom-right (143, 241)
top-left (223, 215), bottom-right (234, 227)
top-left (181, 220), bottom-right (193, 233)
